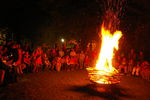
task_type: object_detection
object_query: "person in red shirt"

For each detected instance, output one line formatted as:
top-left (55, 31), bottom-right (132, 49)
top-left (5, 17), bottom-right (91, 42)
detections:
top-left (13, 44), bottom-right (24, 75)
top-left (69, 49), bottom-right (78, 71)
top-left (55, 56), bottom-right (61, 71)
top-left (32, 47), bottom-right (43, 72)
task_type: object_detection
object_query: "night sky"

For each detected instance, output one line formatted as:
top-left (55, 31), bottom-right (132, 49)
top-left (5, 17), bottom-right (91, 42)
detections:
top-left (0, 0), bottom-right (149, 49)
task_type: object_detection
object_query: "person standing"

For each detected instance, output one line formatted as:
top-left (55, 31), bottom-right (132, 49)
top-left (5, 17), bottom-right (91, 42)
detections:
top-left (78, 51), bottom-right (85, 69)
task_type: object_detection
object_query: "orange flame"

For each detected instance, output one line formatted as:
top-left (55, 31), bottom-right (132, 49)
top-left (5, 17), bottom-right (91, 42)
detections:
top-left (87, 24), bottom-right (122, 84)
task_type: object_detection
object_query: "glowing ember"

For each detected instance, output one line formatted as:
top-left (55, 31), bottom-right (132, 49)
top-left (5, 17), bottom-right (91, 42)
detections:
top-left (87, 24), bottom-right (122, 84)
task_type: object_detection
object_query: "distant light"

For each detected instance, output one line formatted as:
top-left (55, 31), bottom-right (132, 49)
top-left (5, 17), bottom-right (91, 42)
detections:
top-left (61, 38), bottom-right (65, 43)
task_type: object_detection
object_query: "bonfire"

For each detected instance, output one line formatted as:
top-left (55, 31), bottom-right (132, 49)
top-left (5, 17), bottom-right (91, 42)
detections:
top-left (87, 0), bottom-right (125, 84)
top-left (87, 24), bottom-right (122, 84)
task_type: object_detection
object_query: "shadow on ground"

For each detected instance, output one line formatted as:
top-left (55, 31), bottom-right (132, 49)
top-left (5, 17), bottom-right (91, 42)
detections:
top-left (68, 83), bottom-right (133, 100)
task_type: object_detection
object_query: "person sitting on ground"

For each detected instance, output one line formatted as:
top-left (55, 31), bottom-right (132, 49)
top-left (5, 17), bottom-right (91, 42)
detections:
top-left (12, 44), bottom-right (24, 75)
top-left (114, 55), bottom-right (121, 69)
top-left (69, 49), bottom-right (77, 71)
top-left (132, 61), bottom-right (141, 76)
top-left (60, 55), bottom-right (65, 70)
top-left (23, 51), bottom-right (31, 73)
top-left (32, 47), bottom-right (43, 72)
top-left (55, 56), bottom-right (61, 72)
top-left (65, 55), bottom-right (70, 71)
top-left (128, 59), bottom-right (134, 74)
top-left (119, 57), bottom-right (128, 74)
top-left (43, 53), bottom-right (51, 70)
top-left (140, 61), bottom-right (150, 80)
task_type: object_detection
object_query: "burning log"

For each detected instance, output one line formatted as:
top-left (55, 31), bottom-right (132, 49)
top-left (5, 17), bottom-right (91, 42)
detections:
top-left (87, 68), bottom-right (121, 84)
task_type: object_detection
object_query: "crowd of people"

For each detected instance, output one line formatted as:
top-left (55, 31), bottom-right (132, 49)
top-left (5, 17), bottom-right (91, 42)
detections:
top-left (0, 40), bottom-right (150, 87)
top-left (114, 49), bottom-right (150, 80)
top-left (0, 40), bottom-right (98, 86)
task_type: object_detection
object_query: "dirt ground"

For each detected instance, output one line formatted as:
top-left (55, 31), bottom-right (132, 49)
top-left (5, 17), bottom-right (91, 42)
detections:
top-left (0, 69), bottom-right (150, 100)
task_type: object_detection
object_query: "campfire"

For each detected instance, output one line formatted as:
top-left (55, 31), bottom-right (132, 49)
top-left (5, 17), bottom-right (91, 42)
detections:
top-left (87, 24), bottom-right (122, 84)
top-left (86, 0), bottom-right (125, 85)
